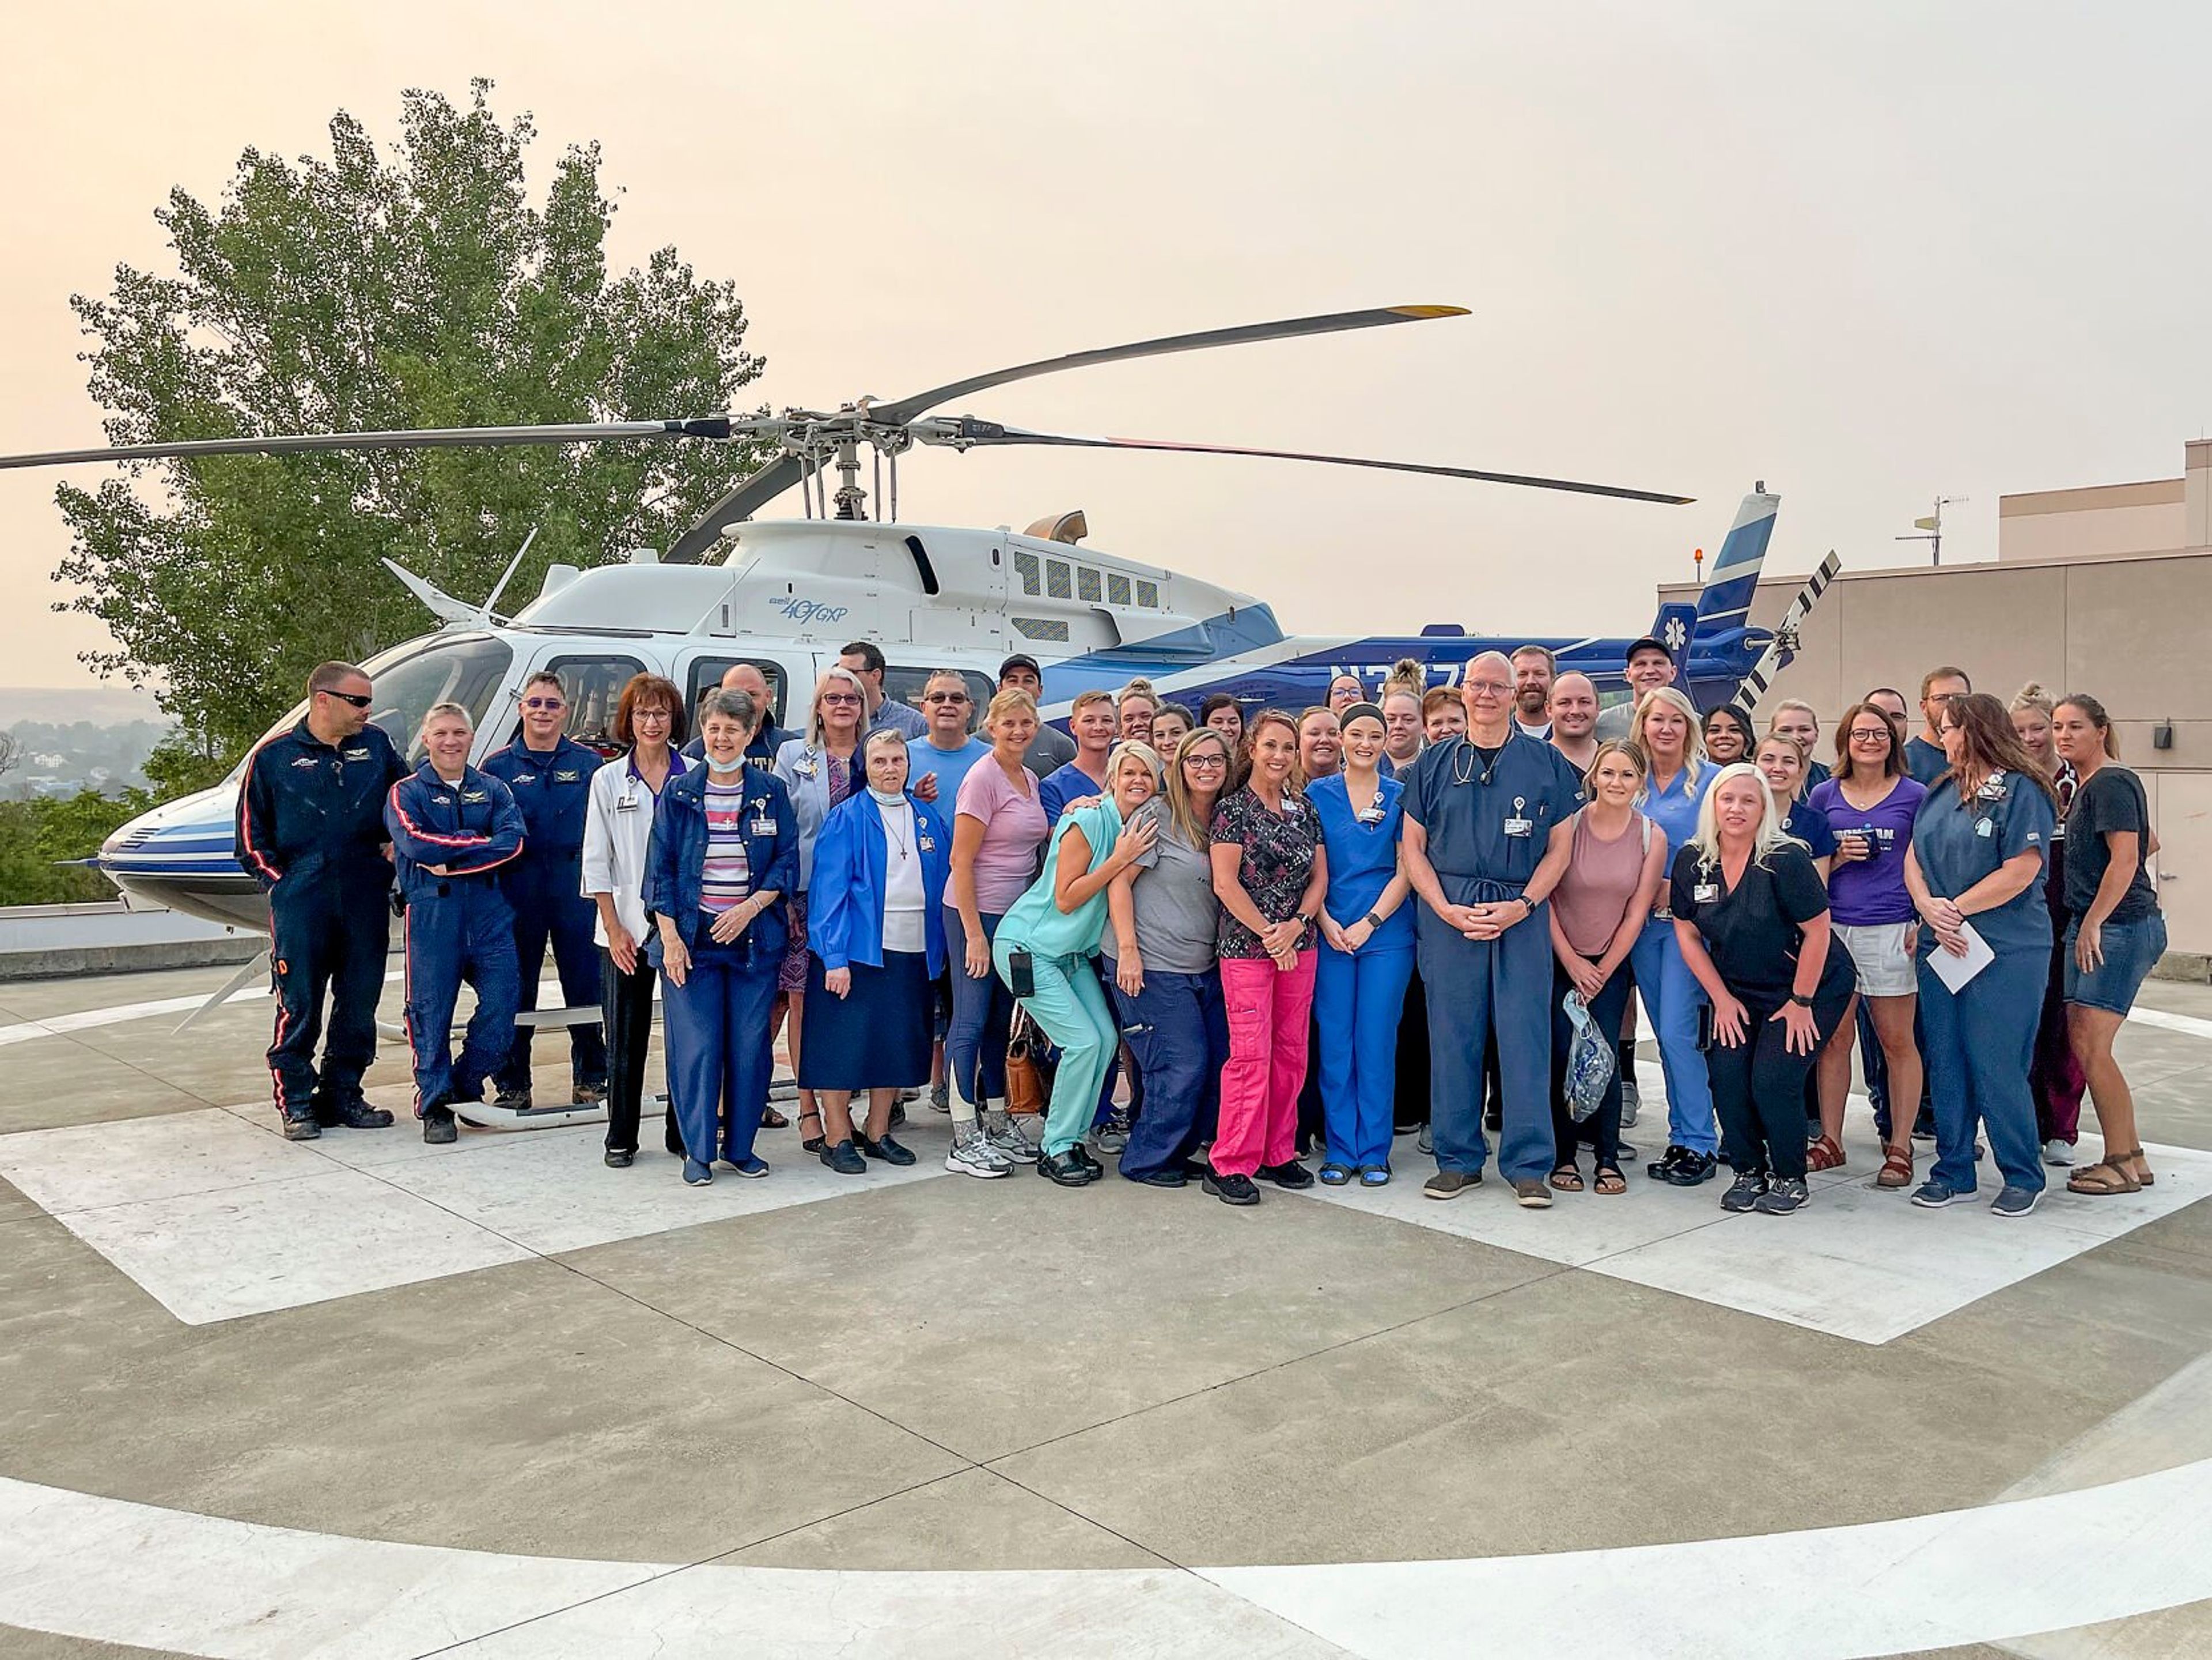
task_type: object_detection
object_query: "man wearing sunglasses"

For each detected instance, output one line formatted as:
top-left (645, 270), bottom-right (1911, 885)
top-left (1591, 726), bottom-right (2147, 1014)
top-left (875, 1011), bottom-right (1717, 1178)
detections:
top-left (483, 671), bottom-right (609, 1112)
top-left (235, 659), bottom-right (411, 1140)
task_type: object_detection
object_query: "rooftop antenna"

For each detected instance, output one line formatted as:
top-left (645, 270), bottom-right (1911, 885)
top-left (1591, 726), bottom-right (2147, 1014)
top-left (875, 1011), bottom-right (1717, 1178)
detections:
top-left (1896, 495), bottom-right (1964, 566)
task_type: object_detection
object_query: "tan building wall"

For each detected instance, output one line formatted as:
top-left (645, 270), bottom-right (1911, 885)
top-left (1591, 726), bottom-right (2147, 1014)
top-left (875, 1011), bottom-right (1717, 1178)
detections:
top-left (1660, 546), bottom-right (2212, 955)
top-left (1994, 439), bottom-right (2212, 562)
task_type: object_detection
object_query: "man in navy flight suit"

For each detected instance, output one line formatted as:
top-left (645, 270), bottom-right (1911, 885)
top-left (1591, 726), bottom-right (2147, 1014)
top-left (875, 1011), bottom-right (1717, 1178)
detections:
top-left (236, 660), bottom-right (410, 1141)
top-left (386, 701), bottom-right (528, 1143)
top-left (482, 671), bottom-right (607, 1110)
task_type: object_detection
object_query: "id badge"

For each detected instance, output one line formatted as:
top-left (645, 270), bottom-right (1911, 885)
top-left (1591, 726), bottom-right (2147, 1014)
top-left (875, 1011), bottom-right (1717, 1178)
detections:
top-left (918, 834), bottom-right (936, 853)
top-left (750, 814), bottom-right (777, 836)
top-left (1692, 883), bottom-right (1719, 904)
top-left (615, 796), bottom-right (639, 813)
top-left (1502, 795), bottom-right (1532, 838)
top-left (1975, 818), bottom-right (1994, 838)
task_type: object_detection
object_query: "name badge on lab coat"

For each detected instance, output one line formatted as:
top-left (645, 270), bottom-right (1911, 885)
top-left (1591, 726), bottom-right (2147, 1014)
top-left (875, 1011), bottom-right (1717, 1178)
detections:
top-left (1503, 796), bottom-right (1532, 838)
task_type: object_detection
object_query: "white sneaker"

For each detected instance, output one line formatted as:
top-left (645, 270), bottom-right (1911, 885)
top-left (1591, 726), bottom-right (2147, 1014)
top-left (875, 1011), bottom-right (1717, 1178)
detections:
top-left (945, 1128), bottom-right (1010, 1178)
top-left (2042, 1138), bottom-right (2076, 1167)
top-left (982, 1112), bottom-right (1040, 1163)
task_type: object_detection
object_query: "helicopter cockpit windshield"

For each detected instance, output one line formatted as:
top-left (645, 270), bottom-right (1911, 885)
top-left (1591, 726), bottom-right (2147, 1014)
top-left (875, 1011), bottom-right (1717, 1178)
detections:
top-left (225, 632), bottom-right (517, 782)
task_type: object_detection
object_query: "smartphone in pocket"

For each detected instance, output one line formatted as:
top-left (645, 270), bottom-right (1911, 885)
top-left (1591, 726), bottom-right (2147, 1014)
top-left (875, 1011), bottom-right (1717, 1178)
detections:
top-left (1696, 1002), bottom-right (1715, 1052)
top-left (1007, 949), bottom-right (1036, 1000)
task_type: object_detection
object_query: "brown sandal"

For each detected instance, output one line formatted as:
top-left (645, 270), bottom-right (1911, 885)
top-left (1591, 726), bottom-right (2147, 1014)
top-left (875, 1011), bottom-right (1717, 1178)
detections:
top-left (1593, 1165), bottom-right (1627, 1195)
top-left (1876, 1144), bottom-right (1914, 1189)
top-left (2120, 1147), bottom-right (2156, 1188)
top-left (2067, 1158), bottom-right (2142, 1196)
top-left (1806, 1135), bottom-right (1846, 1173)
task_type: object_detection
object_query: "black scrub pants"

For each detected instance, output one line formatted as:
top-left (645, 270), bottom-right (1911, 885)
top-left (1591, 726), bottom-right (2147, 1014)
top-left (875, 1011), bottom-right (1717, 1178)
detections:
top-left (1705, 982), bottom-right (1851, 1181)
top-left (603, 946), bottom-right (682, 1156)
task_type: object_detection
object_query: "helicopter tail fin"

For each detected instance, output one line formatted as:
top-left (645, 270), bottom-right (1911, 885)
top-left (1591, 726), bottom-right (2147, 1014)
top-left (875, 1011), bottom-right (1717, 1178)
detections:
top-left (1690, 487), bottom-right (1781, 640)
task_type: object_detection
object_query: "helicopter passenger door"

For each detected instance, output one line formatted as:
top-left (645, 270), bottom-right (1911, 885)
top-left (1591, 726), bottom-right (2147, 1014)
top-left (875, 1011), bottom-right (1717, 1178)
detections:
top-left (507, 649), bottom-right (653, 758)
top-left (677, 648), bottom-right (816, 738)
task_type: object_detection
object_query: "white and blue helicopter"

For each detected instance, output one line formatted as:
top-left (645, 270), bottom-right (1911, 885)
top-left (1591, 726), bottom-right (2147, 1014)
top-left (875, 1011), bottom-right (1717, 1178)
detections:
top-left (6, 304), bottom-right (1835, 938)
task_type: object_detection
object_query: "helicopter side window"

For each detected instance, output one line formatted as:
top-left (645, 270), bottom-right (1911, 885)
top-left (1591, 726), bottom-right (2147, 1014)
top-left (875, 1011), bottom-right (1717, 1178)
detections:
top-left (525, 654), bottom-right (650, 755)
top-left (357, 633), bottom-right (516, 766)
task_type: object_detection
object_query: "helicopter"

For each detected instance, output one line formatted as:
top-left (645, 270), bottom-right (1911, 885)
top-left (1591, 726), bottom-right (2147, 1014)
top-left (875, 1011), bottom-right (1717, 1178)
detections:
top-left (5, 303), bottom-right (1835, 939)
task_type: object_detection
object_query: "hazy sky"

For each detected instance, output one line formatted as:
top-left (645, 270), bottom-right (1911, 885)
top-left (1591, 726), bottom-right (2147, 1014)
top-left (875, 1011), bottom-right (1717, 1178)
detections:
top-left (3, 1), bottom-right (2207, 691)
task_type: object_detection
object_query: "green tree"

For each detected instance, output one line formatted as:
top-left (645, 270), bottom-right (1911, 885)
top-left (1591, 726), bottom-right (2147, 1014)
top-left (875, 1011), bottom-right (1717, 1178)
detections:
top-left (0, 790), bottom-right (153, 906)
top-left (54, 79), bottom-right (767, 779)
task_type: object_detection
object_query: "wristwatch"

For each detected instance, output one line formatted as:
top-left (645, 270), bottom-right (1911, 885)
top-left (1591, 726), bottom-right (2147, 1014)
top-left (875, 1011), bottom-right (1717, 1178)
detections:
top-left (1787, 992), bottom-right (1813, 1008)
top-left (1363, 911), bottom-right (1383, 931)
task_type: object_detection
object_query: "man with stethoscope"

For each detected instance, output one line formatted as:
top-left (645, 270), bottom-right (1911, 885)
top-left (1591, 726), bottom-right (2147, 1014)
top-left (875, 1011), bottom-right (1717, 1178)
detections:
top-left (1400, 651), bottom-right (1584, 1208)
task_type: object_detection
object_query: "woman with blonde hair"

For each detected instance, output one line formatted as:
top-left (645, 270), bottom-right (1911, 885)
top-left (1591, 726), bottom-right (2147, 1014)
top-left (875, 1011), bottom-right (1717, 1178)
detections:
top-left (994, 741), bottom-right (1163, 1186)
top-left (1671, 763), bottom-right (1854, 1215)
top-left (1546, 740), bottom-right (1665, 1194)
top-left (943, 687), bottom-right (1052, 1176)
top-left (1105, 727), bottom-right (1233, 1185)
top-left (771, 665), bottom-right (869, 1150)
top-left (2013, 683), bottom-right (2085, 1164)
top-left (1627, 685), bottom-right (1719, 1185)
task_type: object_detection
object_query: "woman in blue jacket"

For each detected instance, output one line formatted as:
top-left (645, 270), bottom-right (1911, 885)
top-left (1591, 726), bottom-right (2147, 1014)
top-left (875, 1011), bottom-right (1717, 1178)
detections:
top-left (802, 729), bottom-right (952, 1174)
top-left (645, 688), bottom-right (800, 1187)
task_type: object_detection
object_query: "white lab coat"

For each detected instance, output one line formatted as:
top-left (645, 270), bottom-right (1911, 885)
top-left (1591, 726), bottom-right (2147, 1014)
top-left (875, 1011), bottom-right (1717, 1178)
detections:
top-left (580, 751), bottom-right (685, 947)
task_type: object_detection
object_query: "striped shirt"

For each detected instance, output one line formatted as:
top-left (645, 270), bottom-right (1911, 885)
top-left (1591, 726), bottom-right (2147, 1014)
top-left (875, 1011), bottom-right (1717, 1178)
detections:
top-left (700, 777), bottom-right (753, 914)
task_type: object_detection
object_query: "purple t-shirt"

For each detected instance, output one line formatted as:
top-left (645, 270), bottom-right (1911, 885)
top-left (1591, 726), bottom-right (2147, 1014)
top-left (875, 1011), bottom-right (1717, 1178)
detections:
top-left (1806, 774), bottom-right (1927, 926)
top-left (953, 758), bottom-right (1049, 914)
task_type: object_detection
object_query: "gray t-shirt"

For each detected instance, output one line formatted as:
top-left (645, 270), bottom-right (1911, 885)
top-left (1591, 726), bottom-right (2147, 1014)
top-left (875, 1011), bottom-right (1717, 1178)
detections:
top-left (1099, 798), bottom-right (1219, 974)
top-left (1594, 702), bottom-right (1636, 743)
top-left (1023, 723), bottom-right (1077, 776)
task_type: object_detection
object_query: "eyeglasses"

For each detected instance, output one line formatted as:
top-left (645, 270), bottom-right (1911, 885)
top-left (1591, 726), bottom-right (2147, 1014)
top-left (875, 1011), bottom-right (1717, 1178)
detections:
top-left (1185, 755), bottom-right (1228, 770)
top-left (1465, 679), bottom-right (1510, 695)
top-left (924, 693), bottom-right (969, 704)
top-left (820, 693), bottom-right (863, 706)
top-left (521, 697), bottom-right (565, 710)
top-left (632, 708), bottom-right (673, 722)
top-left (321, 690), bottom-right (373, 709)
top-left (1849, 728), bottom-right (1891, 742)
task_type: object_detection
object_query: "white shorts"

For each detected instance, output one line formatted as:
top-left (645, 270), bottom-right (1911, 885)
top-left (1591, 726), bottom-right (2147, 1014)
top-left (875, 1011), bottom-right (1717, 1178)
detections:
top-left (1834, 920), bottom-right (1917, 999)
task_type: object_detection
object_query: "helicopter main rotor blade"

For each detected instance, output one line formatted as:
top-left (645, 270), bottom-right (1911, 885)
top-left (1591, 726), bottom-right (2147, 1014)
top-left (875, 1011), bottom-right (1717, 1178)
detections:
top-left (930, 424), bottom-right (1694, 505)
top-left (0, 417), bottom-right (753, 472)
top-left (661, 305), bottom-right (1474, 557)
top-left (871, 304), bottom-right (1468, 426)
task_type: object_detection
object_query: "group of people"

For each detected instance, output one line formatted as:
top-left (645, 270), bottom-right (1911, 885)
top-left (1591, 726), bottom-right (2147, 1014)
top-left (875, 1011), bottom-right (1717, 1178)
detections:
top-left (241, 634), bottom-right (2168, 1221)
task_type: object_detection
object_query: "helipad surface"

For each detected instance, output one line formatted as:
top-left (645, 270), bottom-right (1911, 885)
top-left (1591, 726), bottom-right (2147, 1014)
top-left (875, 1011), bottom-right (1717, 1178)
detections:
top-left (5, 962), bottom-right (2212, 1658)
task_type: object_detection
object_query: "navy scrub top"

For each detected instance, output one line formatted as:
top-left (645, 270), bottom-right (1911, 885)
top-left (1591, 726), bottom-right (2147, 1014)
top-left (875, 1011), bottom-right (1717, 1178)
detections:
top-left (1911, 770), bottom-right (2055, 956)
top-left (1402, 734), bottom-right (1585, 902)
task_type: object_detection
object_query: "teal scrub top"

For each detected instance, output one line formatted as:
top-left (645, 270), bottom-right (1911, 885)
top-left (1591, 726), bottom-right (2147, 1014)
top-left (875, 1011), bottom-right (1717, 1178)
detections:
top-left (995, 797), bottom-right (1123, 960)
top-left (1911, 770), bottom-right (2055, 956)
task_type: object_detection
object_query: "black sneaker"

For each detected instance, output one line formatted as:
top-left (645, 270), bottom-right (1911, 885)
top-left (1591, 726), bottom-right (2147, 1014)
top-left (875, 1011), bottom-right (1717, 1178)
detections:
top-left (1646, 1143), bottom-right (1691, 1181)
top-left (493, 1087), bottom-right (532, 1114)
top-left (819, 1138), bottom-right (866, 1175)
top-left (1664, 1149), bottom-right (1718, 1187)
top-left (1257, 1160), bottom-right (1315, 1189)
top-left (1203, 1170), bottom-right (1263, 1206)
top-left (332, 1102), bottom-right (394, 1130)
top-left (574, 1080), bottom-right (608, 1106)
top-left (604, 1148), bottom-right (635, 1168)
top-left (1755, 1177), bottom-right (1809, 1215)
top-left (1066, 1143), bottom-right (1105, 1175)
top-left (280, 1113), bottom-right (321, 1141)
top-left (1037, 1150), bottom-right (1096, 1186)
top-left (421, 1105), bottom-right (457, 1145)
top-left (1721, 1169), bottom-right (1766, 1212)
top-left (856, 1132), bottom-right (916, 1167)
